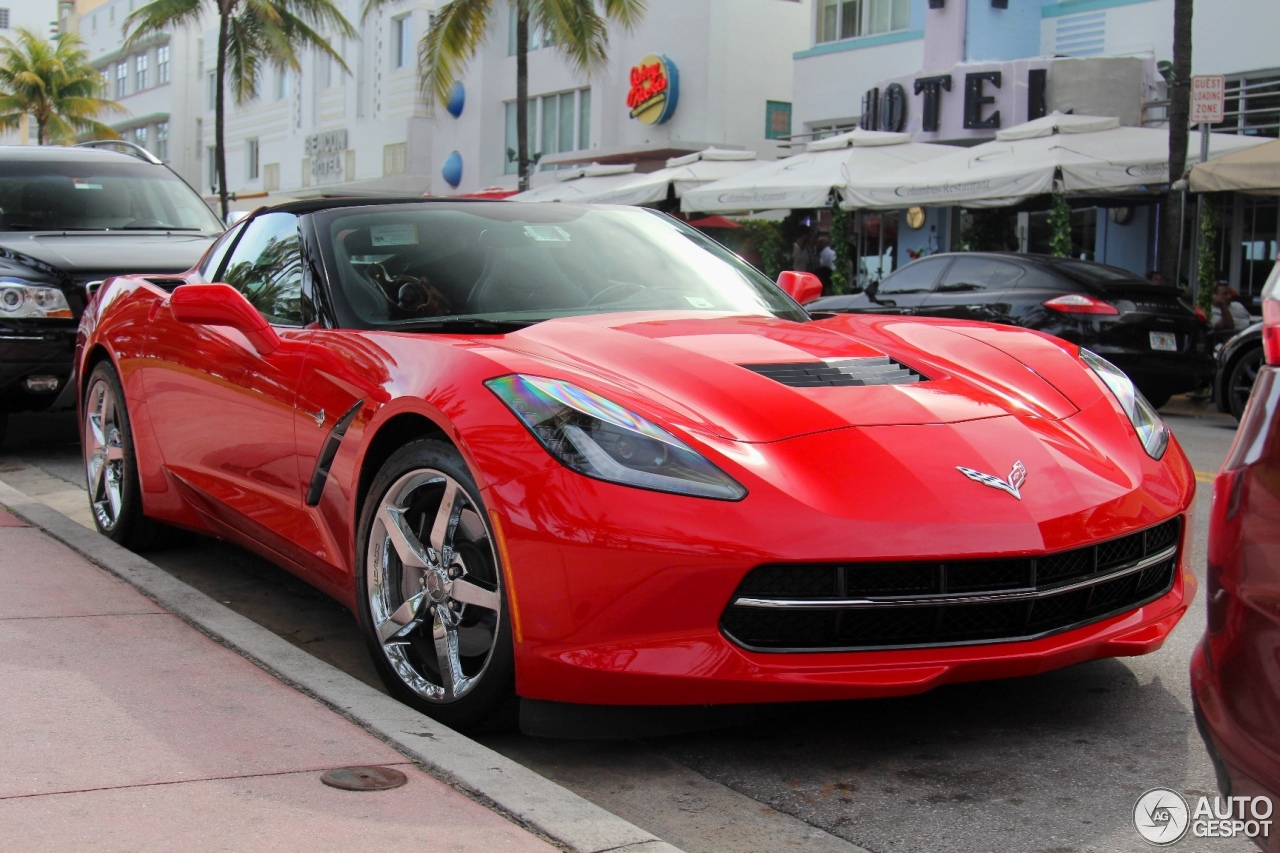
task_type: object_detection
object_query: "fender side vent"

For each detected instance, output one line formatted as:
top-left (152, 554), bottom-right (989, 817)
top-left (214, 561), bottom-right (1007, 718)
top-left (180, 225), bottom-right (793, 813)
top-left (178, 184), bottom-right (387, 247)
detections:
top-left (740, 357), bottom-right (924, 387)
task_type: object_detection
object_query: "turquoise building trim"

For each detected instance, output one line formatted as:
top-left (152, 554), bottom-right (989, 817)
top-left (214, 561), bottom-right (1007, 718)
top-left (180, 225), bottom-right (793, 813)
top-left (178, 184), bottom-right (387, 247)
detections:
top-left (793, 29), bottom-right (924, 60)
top-left (1041, 0), bottom-right (1157, 19)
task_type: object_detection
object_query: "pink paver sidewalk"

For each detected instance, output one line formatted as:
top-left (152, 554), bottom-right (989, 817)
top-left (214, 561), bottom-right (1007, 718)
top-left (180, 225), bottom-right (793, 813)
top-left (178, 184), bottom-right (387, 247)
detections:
top-left (0, 507), bottom-right (555, 852)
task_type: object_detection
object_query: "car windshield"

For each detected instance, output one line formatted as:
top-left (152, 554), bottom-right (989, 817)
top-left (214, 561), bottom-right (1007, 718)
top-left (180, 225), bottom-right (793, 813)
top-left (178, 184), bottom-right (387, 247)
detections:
top-left (0, 158), bottom-right (224, 234)
top-left (317, 203), bottom-right (808, 329)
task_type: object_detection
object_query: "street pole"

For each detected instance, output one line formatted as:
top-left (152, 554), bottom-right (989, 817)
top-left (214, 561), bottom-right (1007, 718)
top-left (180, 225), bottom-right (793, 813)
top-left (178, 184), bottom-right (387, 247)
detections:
top-left (1191, 123), bottom-right (1211, 305)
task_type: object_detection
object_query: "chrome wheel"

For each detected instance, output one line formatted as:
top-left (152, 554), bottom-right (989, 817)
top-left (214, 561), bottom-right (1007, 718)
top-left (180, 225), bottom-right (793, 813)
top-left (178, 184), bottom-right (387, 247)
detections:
top-left (365, 466), bottom-right (502, 704)
top-left (84, 375), bottom-right (126, 532)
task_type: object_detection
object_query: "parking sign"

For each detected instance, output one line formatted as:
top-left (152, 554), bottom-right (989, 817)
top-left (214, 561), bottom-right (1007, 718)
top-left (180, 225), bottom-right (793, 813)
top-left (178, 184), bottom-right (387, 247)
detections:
top-left (1191, 75), bottom-right (1226, 124)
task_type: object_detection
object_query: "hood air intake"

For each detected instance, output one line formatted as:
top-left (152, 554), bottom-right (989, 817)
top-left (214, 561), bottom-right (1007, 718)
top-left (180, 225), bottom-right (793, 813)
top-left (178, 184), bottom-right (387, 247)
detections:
top-left (740, 356), bottom-right (924, 388)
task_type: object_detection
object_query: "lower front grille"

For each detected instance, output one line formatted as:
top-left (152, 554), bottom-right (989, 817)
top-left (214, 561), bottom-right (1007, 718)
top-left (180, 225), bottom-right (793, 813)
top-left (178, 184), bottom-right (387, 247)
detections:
top-left (721, 518), bottom-right (1181, 652)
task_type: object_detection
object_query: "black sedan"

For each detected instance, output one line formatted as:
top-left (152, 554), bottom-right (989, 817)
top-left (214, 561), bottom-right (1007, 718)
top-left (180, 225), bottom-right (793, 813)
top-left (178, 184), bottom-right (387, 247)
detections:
top-left (808, 253), bottom-right (1212, 408)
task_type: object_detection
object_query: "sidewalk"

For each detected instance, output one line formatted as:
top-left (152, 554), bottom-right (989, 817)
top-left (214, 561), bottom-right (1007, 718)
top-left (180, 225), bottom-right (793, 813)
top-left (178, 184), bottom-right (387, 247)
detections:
top-left (0, 491), bottom-right (679, 853)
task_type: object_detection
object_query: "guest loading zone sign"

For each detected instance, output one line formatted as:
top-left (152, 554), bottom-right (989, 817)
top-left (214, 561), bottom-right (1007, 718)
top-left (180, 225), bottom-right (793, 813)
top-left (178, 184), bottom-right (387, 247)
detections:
top-left (626, 55), bottom-right (679, 125)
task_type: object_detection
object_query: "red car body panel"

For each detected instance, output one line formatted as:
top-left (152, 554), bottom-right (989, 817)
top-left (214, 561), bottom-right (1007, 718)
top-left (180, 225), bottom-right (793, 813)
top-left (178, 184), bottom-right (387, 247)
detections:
top-left (1193, 363), bottom-right (1280, 846)
top-left (78, 267), bottom-right (1197, 706)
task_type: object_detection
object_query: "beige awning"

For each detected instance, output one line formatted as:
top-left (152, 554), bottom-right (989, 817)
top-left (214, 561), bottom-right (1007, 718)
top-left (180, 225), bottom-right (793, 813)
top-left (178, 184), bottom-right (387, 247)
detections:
top-left (1189, 138), bottom-right (1280, 195)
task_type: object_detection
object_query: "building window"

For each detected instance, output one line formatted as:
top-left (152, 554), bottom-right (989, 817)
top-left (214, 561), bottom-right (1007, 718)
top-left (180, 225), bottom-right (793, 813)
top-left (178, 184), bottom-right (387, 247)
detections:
top-left (90, 12), bottom-right (96, 32)
top-left (135, 53), bottom-right (148, 90)
top-left (507, 3), bottom-right (550, 55)
top-left (503, 88), bottom-right (591, 174)
top-left (765, 100), bottom-right (792, 140)
top-left (134, 125), bottom-right (147, 149)
top-left (275, 70), bottom-right (289, 101)
top-left (116, 61), bottom-right (128, 98)
top-left (0, 9), bottom-right (11, 29)
top-left (208, 147), bottom-right (218, 192)
top-left (157, 45), bottom-right (170, 84)
top-left (247, 138), bottom-right (260, 180)
top-left (207, 72), bottom-right (216, 109)
top-left (1224, 73), bottom-right (1280, 138)
top-left (816, 0), bottom-right (910, 44)
top-left (394, 15), bottom-right (413, 69)
top-left (155, 120), bottom-right (168, 160)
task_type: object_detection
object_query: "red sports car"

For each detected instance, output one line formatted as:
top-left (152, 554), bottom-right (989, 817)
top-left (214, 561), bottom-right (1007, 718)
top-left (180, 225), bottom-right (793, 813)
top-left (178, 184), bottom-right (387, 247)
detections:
top-left (1193, 258), bottom-right (1280, 851)
top-left (76, 199), bottom-right (1196, 731)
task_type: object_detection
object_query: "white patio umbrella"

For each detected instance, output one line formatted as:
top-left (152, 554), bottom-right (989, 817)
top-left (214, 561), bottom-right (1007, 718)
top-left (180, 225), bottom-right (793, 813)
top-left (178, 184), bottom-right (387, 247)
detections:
top-left (680, 130), bottom-right (954, 214)
top-left (576, 148), bottom-right (761, 206)
top-left (508, 163), bottom-right (638, 202)
top-left (842, 113), bottom-right (1267, 210)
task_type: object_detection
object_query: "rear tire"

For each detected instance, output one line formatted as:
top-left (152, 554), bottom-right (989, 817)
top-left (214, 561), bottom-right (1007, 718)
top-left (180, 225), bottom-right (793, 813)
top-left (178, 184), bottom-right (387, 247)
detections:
top-left (1141, 390), bottom-right (1171, 410)
top-left (1225, 346), bottom-right (1264, 422)
top-left (82, 362), bottom-right (180, 550)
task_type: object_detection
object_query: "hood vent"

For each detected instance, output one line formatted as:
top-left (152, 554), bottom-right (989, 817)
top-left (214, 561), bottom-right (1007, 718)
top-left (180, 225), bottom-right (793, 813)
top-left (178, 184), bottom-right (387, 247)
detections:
top-left (740, 356), bottom-right (924, 388)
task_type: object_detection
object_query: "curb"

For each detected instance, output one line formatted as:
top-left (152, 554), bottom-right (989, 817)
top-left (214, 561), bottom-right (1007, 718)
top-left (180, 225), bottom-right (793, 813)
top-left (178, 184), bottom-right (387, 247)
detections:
top-left (0, 479), bottom-right (682, 853)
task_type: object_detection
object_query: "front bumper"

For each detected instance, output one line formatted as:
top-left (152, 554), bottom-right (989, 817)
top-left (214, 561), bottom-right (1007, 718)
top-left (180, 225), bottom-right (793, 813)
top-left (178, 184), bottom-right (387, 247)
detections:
top-left (0, 320), bottom-right (77, 411)
top-left (488, 415), bottom-right (1197, 706)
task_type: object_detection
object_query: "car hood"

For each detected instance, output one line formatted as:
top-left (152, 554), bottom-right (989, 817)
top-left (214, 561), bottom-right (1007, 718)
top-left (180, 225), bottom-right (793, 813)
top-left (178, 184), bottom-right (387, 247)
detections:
top-left (490, 312), bottom-right (1096, 443)
top-left (0, 232), bottom-right (215, 278)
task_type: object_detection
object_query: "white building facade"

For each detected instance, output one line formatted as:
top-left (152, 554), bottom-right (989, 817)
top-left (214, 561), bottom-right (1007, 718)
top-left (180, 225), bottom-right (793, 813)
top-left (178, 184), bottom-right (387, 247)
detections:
top-left (200, 0), bottom-right (811, 204)
top-left (72, 0), bottom-right (206, 188)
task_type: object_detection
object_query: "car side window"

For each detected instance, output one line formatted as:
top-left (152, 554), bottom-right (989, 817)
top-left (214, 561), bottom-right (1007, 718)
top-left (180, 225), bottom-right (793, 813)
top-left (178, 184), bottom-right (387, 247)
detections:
top-left (219, 212), bottom-right (304, 326)
top-left (197, 220), bottom-right (246, 282)
top-left (937, 258), bottom-right (1024, 293)
top-left (878, 258), bottom-right (947, 295)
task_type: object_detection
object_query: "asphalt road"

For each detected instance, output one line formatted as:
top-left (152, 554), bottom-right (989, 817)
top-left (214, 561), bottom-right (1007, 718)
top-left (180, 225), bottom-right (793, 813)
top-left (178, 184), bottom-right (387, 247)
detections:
top-left (0, 402), bottom-right (1254, 853)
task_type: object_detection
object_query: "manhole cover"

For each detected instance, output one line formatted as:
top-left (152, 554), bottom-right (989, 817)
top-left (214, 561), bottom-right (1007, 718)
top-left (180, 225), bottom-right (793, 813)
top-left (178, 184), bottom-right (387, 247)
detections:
top-left (320, 765), bottom-right (408, 791)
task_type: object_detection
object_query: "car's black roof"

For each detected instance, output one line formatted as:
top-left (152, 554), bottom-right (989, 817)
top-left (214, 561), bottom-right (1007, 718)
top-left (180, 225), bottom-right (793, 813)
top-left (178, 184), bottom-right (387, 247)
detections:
top-left (267, 196), bottom-right (504, 216)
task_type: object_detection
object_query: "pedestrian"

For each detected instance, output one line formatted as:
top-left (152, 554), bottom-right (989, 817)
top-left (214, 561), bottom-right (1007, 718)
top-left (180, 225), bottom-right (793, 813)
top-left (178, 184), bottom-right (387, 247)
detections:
top-left (815, 236), bottom-right (835, 293)
top-left (792, 231), bottom-right (815, 274)
top-left (1211, 280), bottom-right (1250, 333)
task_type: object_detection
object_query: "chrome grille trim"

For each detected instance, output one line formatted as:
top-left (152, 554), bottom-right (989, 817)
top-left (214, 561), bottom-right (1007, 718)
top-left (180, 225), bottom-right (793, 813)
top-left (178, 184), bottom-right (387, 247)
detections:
top-left (732, 545), bottom-right (1176, 610)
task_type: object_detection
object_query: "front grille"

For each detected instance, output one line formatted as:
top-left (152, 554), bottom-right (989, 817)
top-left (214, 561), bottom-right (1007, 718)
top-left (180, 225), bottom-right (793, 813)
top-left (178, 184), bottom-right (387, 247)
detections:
top-left (740, 356), bottom-right (924, 387)
top-left (721, 517), bottom-right (1181, 652)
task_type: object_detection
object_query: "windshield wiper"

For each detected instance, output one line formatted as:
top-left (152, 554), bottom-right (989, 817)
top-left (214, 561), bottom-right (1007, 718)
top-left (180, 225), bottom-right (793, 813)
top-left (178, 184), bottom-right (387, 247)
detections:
top-left (390, 317), bottom-right (537, 334)
top-left (118, 225), bottom-right (204, 231)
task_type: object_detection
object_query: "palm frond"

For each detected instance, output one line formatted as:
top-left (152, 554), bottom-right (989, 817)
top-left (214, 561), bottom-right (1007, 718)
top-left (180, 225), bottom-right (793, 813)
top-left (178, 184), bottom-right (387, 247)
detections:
top-left (122, 0), bottom-right (203, 50)
top-left (534, 0), bottom-right (608, 74)
top-left (419, 0), bottom-right (496, 104)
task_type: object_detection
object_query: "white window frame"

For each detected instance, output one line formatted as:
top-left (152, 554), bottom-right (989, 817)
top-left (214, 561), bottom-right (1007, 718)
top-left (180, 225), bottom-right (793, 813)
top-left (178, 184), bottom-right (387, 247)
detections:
top-left (247, 138), bottom-right (260, 180)
top-left (116, 61), bottom-right (128, 98)
top-left (393, 15), bottom-right (413, 69)
top-left (503, 88), bottom-right (591, 174)
top-left (135, 53), bottom-right (148, 91)
top-left (157, 45), bottom-right (170, 84)
top-left (816, 0), bottom-right (910, 44)
top-left (155, 120), bottom-right (168, 160)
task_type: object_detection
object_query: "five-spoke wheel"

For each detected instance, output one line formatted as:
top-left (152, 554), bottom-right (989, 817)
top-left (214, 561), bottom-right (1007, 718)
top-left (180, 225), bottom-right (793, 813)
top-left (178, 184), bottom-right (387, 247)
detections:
top-left (357, 440), bottom-right (514, 730)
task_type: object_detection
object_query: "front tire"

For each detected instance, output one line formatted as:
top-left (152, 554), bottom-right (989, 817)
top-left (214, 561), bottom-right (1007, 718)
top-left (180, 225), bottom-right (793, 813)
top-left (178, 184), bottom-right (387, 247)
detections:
top-left (355, 439), bottom-right (515, 731)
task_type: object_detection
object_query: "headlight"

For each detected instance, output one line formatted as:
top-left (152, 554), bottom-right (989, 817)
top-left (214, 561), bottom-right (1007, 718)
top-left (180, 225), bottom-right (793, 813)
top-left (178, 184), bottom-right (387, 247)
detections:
top-left (0, 279), bottom-right (72, 319)
top-left (1080, 349), bottom-right (1169, 460)
top-left (486, 374), bottom-right (747, 500)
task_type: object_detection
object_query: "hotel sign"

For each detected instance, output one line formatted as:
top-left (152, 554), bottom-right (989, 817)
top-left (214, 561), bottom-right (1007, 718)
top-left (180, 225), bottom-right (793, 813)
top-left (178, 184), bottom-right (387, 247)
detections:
top-left (306, 129), bottom-right (347, 183)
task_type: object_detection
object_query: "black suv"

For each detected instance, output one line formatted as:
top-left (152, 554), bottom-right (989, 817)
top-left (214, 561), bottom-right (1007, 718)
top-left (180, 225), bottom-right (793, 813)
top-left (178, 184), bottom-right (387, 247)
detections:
top-left (0, 143), bottom-right (223, 443)
top-left (807, 252), bottom-right (1213, 408)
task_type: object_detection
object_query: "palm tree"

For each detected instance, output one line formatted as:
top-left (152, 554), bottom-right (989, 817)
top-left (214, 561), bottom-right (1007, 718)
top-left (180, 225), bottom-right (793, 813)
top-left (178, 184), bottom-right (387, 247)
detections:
top-left (0, 29), bottom-right (123, 145)
top-left (124, 0), bottom-right (357, 220)
top-left (1158, 0), bottom-right (1193, 288)
top-left (364, 0), bottom-right (646, 192)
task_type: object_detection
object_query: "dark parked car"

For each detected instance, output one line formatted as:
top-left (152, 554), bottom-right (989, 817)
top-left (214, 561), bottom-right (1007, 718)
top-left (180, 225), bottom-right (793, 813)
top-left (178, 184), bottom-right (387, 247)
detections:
top-left (0, 142), bottom-right (223, 444)
top-left (807, 253), bottom-right (1213, 408)
top-left (1192, 258), bottom-right (1279, 852)
top-left (1214, 320), bottom-right (1264, 421)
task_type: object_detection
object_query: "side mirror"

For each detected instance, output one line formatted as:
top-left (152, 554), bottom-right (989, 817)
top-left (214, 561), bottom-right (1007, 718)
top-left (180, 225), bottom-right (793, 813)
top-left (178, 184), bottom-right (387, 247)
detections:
top-left (169, 283), bottom-right (280, 355)
top-left (776, 270), bottom-right (823, 305)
